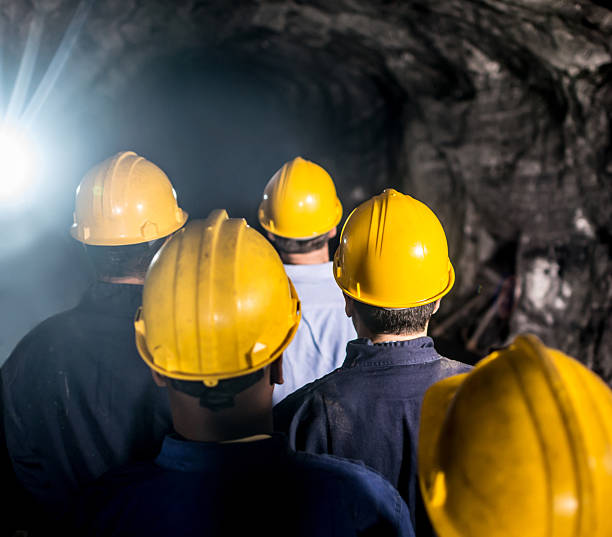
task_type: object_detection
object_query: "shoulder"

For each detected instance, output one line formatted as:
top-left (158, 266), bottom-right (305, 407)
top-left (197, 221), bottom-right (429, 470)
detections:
top-left (274, 365), bottom-right (353, 415)
top-left (294, 450), bottom-right (390, 489)
top-left (296, 283), bottom-right (346, 309)
top-left (69, 462), bottom-right (164, 531)
top-left (273, 366), bottom-right (368, 447)
top-left (287, 265), bottom-right (346, 304)
top-left (2, 309), bottom-right (81, 375)
top-left (91, 460), bottom-right (163, 490)
top-left (435, 355), bottom-right (473, 375)
top-left (79, 461), bottom-right (168, 513)
top-left (19, 308), bottom-right (80, 343)
top-left (414, 354), bottom-right (473, 389)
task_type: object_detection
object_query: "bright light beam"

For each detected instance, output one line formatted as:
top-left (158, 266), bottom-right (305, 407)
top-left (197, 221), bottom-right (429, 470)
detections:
top-left (0, 123), bottom-right (37, 202)
top-left (0, 17), bottom-right (4, 118)
top-left (22, 0), bottom-right (95, 128)
top-left (5, 15), bottom-right (44, 123)
top-left (0, 1), bottom-right (93, 206)
top-left (0, 15), bottom-right (43, 206)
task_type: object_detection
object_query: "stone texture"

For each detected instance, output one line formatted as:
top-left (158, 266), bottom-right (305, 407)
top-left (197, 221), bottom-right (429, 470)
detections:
top-left (1, 0), bottom-right (610, 378)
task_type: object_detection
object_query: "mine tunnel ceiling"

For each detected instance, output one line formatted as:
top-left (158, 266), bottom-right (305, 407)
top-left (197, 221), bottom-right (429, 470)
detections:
top-left (1, 0), bottom-right (611, 377)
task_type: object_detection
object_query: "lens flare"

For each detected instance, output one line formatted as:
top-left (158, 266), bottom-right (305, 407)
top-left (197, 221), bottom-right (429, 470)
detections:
top-left (0, 124), bottom-right (37, 201)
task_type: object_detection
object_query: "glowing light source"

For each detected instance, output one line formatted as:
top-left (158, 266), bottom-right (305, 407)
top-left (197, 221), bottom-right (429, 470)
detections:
top-left (0, 124), bottom-right (37, 201)
top-left (0, 0), bottom-right (93, 208)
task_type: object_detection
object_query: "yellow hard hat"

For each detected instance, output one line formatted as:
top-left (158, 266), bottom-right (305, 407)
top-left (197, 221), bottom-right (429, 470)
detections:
top-left (70, 151), bottom-right (188, 245)
top-left (333, 188), bottom-right (454, 308)
top-left (134, 210), bottom-right (301, 386)
top-left (257, 156), bottom-right (342, 239)
top-left (419, 334), bottom-right (612, 537)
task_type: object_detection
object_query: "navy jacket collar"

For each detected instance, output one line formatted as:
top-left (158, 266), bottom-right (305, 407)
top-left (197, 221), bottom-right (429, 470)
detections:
top-left (342, 337), bottom-right (440, 368)
top-left (155, 433), bottom-right (290, 473)
top-left (78, 281), bottom-right (143, 318)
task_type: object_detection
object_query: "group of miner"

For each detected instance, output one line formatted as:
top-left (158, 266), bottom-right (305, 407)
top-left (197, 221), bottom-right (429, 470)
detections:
top-left (1, 151), bottom-right (611, 537)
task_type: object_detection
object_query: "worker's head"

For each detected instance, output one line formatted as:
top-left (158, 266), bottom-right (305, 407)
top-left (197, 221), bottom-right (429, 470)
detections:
top-left (258, 157), bottom-right (342, 262)
top-left (418, 334), bottom-right (612, 537)
top-left (71, 151), bottom-right (188, 282)
top-left (134, 211), bottom-right (301, 417)
top-left (334, 189), bottom-right (453, 337)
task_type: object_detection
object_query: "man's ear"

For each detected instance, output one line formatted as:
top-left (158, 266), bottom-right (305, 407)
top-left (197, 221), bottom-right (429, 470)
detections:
top-left (432, 299), bottom-right (441, 315)
top-left (270, 356), bottom-right (284, 386)
top-left (266, 232), bottom-right (276, 243)
top-left (343, 293), bottom-right (354, 318)
top-left (328, 227), bottom-right (337, 239)
top-left (151, 370), bottom-right (168, 387)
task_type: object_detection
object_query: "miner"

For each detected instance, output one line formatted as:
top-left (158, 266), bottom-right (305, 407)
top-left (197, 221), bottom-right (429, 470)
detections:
top-left (274, 188), bottom-right (472, 533)
top-left (258, 156), bottom-right (356, 404)
top-left (0, 151), bottom-right (187, 520)
top-left (418, 333), bottom-right (612, 537)
top-left (69, 212), bottom-right (414, 537)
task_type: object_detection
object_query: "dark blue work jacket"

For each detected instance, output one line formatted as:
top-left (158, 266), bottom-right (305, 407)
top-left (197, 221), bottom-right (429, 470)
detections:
top-left (274, 337), bottom-right (472, 533)
top-left (0, 282), bottom-right (171, 515)
top-left (69, 433), bottom-right (415, 537)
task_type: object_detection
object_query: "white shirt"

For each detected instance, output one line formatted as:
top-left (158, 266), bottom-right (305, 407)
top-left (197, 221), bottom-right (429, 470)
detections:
top-left (274, 262), bottom-right (357, 405)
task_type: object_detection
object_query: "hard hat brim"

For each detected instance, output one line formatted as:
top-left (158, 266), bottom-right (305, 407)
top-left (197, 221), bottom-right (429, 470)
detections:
top-left (418, 373), bottom-right (469, 537)
top-left (334, 259), bottom-right (455, 309)
top-left (418, 334), bottom-right (607, 537)
top-left (70, 209), bottom-right (188, 246)
top-left (258, 198), bottom-right (342, 240)
top-left (134, 277), bottom-right (301, 384)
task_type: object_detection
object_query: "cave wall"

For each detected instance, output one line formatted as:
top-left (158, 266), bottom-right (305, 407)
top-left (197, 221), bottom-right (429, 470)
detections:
top-left (1, 0), bottom-right (610, 378)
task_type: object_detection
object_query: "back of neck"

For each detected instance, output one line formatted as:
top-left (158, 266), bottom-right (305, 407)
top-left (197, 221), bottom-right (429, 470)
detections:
top-left (368, 331), bottom-right (428, 344)
top-left (280, 246), bottom-right (330, 265)
top-left (99, 276), bottom-right (144, 285)
top-left (356, 320), bottom-right (429, 343)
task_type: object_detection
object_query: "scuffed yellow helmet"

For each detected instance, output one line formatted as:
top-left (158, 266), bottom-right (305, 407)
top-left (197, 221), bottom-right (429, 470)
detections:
top-left (70, 151), bottom-right (187, 245)
top-left (258, 156), bottom-right (342, 239)
top-left (419, 334), bottom-right (612, 537)
top-left (134, 211), bottom-right (301, 386)
top-left (333, 188), bottom-right (454, 308)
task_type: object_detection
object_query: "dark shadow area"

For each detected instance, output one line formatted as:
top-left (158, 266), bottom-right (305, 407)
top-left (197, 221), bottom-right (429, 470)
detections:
top-left (87, 48), bottom-right (354, 227)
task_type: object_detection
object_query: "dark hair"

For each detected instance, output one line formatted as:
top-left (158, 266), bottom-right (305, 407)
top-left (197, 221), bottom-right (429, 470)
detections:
top-left (168, 369), bottom-right (264, 412)
top-left (270, 233), bottom-right (330, 255)
top-left (84, 237), bottom-right (166, 280)
top-left (351, 298), bottom-right (436, 336)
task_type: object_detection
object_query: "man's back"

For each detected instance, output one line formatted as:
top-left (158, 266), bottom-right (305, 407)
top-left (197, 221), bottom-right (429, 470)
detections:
top-left (273, 262), bottom-right (356, 404)
top-left (70, 433), bottom-right (413, 537)
top-left (274, 337), bottom-right (471, 530)
top-left (1, 282), bottom-right (172, 511)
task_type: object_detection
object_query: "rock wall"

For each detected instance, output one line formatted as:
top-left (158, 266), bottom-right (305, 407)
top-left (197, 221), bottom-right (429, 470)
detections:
top-left (1, 0), bottom-right (610, 378)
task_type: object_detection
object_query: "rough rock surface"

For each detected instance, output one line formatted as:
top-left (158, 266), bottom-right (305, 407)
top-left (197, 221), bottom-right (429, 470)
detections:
top-left (1, 0), bottom-right (611, 379)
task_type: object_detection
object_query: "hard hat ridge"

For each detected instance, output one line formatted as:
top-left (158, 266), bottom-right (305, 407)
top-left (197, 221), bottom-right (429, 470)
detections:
top-left (333, 188), bottom-right (454, 309)
top-left (135, 210), bottom-right (301, 386)
top-left (70, 151), bottom-right (188, 246)
top-left (258, 156), bottom-right (343, 239)
top-left (418, 334), bottom-right (612, 537)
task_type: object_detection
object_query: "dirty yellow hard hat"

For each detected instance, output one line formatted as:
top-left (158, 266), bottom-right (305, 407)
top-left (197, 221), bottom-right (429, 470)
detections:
top-left (258, 156), bottom-right (342, 239)
top-left (333, 188), bottom-right (454, 308)
top-left (419, 334), bottom-right (612, 537)
top-left (70, 151), bottom-right (188, 245)
top-left (134, 210), bottom-right (301, 386)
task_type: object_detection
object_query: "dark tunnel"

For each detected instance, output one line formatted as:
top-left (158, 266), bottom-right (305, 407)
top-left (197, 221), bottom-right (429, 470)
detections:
top-left (0, 1), bottom-right (610, 375)
top-left (0, 1), bottom-right (612, 535)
